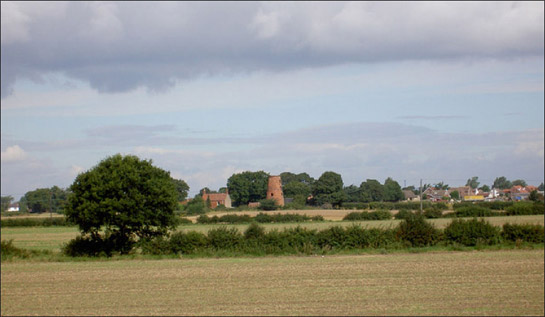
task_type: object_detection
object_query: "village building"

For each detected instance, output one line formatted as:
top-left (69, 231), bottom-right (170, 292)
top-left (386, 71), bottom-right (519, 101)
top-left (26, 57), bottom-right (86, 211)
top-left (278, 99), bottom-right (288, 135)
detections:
top-left (201, 192), bottom-right (232, 209)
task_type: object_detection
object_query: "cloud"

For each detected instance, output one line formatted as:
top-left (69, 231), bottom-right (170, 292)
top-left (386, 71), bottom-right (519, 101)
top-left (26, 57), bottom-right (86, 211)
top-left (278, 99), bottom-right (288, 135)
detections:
top-left (2, 2), bottom-right (543, 98)
top-left (1, 145), bottom-right (27, 162)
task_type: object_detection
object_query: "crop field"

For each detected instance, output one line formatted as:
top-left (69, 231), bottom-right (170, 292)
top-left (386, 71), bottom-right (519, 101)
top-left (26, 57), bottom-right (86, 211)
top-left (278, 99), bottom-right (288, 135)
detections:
top-left (2, 249), bottom-right (543, 316)
top-left (1, 215), bottom-right (543, 252)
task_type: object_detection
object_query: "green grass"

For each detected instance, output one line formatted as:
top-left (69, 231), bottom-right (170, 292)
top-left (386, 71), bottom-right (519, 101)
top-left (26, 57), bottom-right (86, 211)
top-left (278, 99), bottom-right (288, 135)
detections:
top-left (1, 249), bottom-right (543, 316)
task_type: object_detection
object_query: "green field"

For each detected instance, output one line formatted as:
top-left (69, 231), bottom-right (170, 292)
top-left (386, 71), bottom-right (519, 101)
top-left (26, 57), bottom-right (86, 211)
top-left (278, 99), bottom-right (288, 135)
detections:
top-left (2, 249), bottom-right (543, 316)
top-left (1, 215), bottom-right (544, 252)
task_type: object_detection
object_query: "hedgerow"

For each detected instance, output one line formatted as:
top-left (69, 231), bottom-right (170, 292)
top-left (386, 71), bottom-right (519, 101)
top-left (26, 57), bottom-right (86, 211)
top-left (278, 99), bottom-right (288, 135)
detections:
top-left (51, 219), bottom-right (544, 257)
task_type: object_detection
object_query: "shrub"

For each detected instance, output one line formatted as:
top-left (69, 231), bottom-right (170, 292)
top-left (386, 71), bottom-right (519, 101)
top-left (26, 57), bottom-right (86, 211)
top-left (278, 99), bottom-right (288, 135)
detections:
top-left (207, 227), bottom-right (242, 249)
top-left (1, 239), bottom-right (32, 260)
top-left (505, 202), bottom-right (544, 216)
top-left (423, 208), bottom-right (442, 219)
top-left (502, 223), bottom-right (545, 244)
top-left (342, 224), bottom-right (396, 248)
top-left (396, 214), bottom-right (440, 247)
top-left (62, 235), bottom-right (113, 257)
top-left (444, 218), bottom-right (500, 246)
top-left (342, 202), bottom-right (369, 210)
top-left (259, 199), bottom-right (279, 211)
top-left (244, 222), bottom-right (266, 240)
top-left (1, 217), bottom-right (72, 227)
top-left (454, 206), bottom-right (494, 218)
top-left (281, 226), bottom-right (318, 251)
top-left (169, 231), bottom-right (208, 254)
top-left (316, 226), bottom-right (346, 249)
top-left (343, 210), bottom-right (392, 221)
top-left (394, 209), bottom-right (414, 220)
top-left (139, 236), bottom-right (171, 255)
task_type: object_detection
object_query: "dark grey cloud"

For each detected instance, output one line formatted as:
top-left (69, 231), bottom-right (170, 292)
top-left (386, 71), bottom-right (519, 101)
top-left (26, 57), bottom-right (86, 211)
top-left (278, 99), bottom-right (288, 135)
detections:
top-left (2, 2), bottom-right (543, 98)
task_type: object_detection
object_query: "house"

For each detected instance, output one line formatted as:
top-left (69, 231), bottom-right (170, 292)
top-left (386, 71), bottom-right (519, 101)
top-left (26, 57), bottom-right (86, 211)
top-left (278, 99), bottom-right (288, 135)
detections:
top-left (201, 192), bottom-right (232, 209)
top-left (450, 186), bottom-right (473, 198)
top-left (423, 187), bottom-right (450, 201)
top-left (510, 185), bottom-right (537, 201)
top-left (402, 190), bottom-right (419, 201)
top-left (7, 203), bottom-right (20, 212)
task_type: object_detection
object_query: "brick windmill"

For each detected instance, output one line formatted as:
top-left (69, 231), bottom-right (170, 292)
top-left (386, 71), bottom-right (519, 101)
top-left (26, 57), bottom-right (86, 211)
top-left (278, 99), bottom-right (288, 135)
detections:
top-left (266, 175), bottom-right (285, 207)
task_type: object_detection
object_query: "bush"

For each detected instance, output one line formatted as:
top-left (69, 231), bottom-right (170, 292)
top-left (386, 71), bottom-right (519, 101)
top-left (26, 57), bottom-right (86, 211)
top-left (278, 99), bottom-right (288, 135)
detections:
top-left (423, 208), bottom-right (442, 219)
top-left (394, 209), bottom-right (414, 220)
top-left (1, 217), bottom-right (72, 227)
top-left (502, 223), bottom-right (545, 244)
top-left (316, 226), bottom-right (346, 249)
top-left (186, 197), bottom-right (207, 215)
top-left (505, 202), bottom-right (544, 216)
top-left (342, 202), bottom-right (369, 210)
top-left (244, 222), bottom-right (266, 240)
top-left (343, 210), bottom-right (392, 221)
top-left (396, 214), bottom-right (440, 247)
top-left (139, 236), bottom-right (172, 255)
top-left (1, 239), bottom-right (33, 260)
top-left (454, 206), bottom-right (495, 218)
top-left (444, 218), bottom-right (500, 246)
top-left (169, 231), bottom-right (208, 254)
top-left (62, 235), bottom-right (113, 257)
top-left (259, 199), bottom-right (279, 211)
top-left (207, 227), bottom-right (242, 249)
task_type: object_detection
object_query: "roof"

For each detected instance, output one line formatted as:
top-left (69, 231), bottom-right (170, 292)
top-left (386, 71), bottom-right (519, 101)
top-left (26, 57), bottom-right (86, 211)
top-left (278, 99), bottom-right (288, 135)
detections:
top-left (203, 193), bottom-right (229, 201)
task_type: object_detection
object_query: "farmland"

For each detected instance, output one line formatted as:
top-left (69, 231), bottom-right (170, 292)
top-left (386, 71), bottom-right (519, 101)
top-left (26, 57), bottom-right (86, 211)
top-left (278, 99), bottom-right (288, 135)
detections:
top-left (2, 249), bottom-right (543, 316)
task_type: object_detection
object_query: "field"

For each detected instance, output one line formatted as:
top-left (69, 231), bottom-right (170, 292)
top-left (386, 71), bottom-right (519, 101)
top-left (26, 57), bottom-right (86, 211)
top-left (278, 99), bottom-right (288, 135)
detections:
top-left (1, 215), bottom-right (543, 252)
top-left (2, 249), bottom-right (543, 316)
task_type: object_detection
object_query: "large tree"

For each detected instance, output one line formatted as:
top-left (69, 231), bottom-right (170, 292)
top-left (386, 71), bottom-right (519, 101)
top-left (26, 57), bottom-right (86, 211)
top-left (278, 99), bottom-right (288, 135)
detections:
top-left (280, 172), bottom-right (314, 186)
top-left (283, 181), bottom-right (311, 198)
top-left (227, 171), bottom-right (269, 206)
top-left (511, 179), bottom-right (527, 187)
top-left (20, 186), bottom-right (69, 213)
top-left (466, 176), bottom-right (480, 189)
top-left (383, 178), bottom-right (404, 202)
top-left (360, 179), bottom-right (384, 202)
top-left (311, 171), bottom-right (345, 207)
top-left (343, 185), bottom-right (361, 203)
top-left (493, 176), bottom-right (512, 190)
top-left (64, 154), bottom-right (178, 254)
top-left (171, 178), bottom-right (190, 201)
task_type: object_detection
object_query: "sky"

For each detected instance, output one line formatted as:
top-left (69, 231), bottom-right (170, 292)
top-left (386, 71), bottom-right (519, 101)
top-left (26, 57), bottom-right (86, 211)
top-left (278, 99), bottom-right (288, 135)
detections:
top-left (1, 1), bottom-right (544, 199)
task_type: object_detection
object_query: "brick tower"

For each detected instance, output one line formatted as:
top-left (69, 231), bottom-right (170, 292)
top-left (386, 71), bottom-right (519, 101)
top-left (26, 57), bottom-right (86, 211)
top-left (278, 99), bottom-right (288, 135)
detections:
top-left (266, 175), bottom-right (284, 207)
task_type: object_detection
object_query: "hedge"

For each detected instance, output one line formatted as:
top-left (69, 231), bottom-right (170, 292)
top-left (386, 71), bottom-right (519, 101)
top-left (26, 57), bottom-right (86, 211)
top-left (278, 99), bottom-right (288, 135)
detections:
top-left (70, 218), bottom-right (544, 257)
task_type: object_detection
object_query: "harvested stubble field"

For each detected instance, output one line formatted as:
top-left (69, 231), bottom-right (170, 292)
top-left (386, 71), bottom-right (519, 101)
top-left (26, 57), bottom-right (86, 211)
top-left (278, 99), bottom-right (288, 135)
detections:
top-left (1, 249), bottom-right (543, 316)
top-left (1, 215), bottom-right (544, 252)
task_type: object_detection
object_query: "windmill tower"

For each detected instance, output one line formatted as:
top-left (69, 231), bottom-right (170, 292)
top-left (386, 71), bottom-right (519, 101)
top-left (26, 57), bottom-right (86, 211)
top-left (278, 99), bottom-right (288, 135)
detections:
top-left (266, 175), bottom-right (285, 207)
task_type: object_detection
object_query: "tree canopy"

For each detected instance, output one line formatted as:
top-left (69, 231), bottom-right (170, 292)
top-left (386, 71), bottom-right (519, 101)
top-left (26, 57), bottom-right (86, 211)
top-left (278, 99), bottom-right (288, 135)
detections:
top-left (493, 176), bottom-right (512, 190)
top-left (227, 171), bottom-right (269, 206)
top-left (311, 171), bottom-right (345, 207)
top-left (466, 176), bottom-right (480, 189)
top-left (171, 178), bottom-right (190, 201)
top-left (360, 179), bottom-right (384, 202)
top-left (64, 154), bottom-right (178, 254)
top-left (20, 186), bottom-right (69, 213)
top-left (383, 177), bottom-right (404, 202)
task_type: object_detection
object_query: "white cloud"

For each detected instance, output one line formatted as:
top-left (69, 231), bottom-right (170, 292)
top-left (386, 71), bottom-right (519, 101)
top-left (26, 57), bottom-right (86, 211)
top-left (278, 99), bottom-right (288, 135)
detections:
top-left (1, 145), bottom-right (27, 162)
top-left (1, 2), bottom-right (542, 97)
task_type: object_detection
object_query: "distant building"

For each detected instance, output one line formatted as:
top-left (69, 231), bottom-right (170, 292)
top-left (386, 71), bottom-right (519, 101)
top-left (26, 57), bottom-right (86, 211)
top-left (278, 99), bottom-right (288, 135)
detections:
top-left (266, 175), bottom-right (285, 207)
top-left (402, 190), bottom-right (418, 201)
top-left (201, 192), bottom-right (232, 209)
top-left (7, 203), bottom-right (20, 212)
